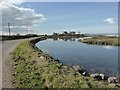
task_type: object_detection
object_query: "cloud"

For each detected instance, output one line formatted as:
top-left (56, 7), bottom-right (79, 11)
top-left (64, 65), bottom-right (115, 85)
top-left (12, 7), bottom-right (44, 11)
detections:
top-left (0, 0), bottom-right (24, 5)
top-left (0, 0), bottom-right (46, 35)
top-left (103, 18), bottom-right (116, 24)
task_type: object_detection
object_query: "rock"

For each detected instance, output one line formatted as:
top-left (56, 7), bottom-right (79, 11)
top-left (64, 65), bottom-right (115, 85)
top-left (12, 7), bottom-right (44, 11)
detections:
top-left (53, 59), bottom-right (59, 62)
top-left (12, 81), bottom-right (15, 84)
top-left (108, 77), bottom-right (118, 83)
top-left (115, 84), bottom-right (120, 88)
top-left (14, 66), bottom-right (16, 69)
top-left (90, 73), bottom-right (105, 80)
top-left (20, 82), bottom-right (23, 85)
top-left (82, 72), bottom-right (87, 76)
top-left (73, 66), bottom-right (82, 71)
top-left (14, 64), bottom-right (18, 66)
top-left (73, 66), bottom-right (88, 76)
top-left (90, 74), bottom-right (97, 77)
top-left (40, 56), bottom-right (45, 59)
top-left (13, 73), bottom-right (16, 76)
top-left (99, 74), bottom-right (105, 80)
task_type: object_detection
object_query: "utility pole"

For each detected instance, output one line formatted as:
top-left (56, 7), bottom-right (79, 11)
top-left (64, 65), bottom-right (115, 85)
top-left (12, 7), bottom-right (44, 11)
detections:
top-left (30, 30), bottom-right (33, 34)
top-left (8, 23), bottom-right (11, 36)
top-left (26, 28), bottom-right (30, 35)
top-left (31, 30), bottom-right (33, 34)
top-left (26, 28), bottom-right (28, 35)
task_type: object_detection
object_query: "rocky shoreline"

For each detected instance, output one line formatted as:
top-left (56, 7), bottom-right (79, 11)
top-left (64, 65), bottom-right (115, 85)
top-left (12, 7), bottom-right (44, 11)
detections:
top-left (12, 37), bottom-right (120, 88)
top-left (73, 65), bottom-right (119, 84)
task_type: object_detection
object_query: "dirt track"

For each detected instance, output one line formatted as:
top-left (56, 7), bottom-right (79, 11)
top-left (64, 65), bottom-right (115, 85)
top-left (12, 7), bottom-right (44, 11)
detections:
top-left (1, 38), bottom-right (36, 88)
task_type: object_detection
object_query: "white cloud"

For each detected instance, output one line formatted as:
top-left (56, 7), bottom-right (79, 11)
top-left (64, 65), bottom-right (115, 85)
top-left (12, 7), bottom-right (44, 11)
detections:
top-left (104, 18), bottom-right (116, 24)
top-left (0, 0), bottom-right (46, 35)
top-left (0, 0), bottom-right (24, 5)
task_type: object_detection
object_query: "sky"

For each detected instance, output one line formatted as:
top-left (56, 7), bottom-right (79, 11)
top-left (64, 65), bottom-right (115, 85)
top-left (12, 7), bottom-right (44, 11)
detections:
top-left (1, 0), bottom-right (118, 35)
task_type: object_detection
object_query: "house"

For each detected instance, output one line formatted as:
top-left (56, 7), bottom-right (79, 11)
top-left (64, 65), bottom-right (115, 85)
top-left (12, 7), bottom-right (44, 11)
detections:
top-left (69, 31), bottom-right (76, 35)
top-left (53, 32), bottom-right (59, 36)
top-left (62, 31), bottom-right (68, 35)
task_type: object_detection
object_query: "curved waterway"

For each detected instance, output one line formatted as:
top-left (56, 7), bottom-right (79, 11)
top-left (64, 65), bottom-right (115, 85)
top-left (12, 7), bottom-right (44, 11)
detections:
top-left (36, 38), bottom-right (118, 76)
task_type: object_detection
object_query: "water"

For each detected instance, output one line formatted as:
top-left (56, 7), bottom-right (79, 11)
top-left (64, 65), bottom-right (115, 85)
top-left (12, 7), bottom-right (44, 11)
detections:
top-left (36, 38), bottom-right (118, 76)
top-left (105, 35), bottom-right (120, 37)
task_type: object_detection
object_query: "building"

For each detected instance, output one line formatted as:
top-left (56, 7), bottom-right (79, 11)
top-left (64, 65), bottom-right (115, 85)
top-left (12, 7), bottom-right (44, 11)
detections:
top-left (62, 31), bottom-right (68, 35)
top-left (69, 31), bottom-right (76, 35)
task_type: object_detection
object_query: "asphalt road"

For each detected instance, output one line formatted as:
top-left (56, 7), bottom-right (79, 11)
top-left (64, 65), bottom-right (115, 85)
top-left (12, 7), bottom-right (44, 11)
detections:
top-left (1, 38), bottom-right (36, 89)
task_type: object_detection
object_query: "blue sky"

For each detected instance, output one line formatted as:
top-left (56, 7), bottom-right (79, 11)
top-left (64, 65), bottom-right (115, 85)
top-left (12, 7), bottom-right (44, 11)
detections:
top-left (18, 2), bottom-right (118, 34)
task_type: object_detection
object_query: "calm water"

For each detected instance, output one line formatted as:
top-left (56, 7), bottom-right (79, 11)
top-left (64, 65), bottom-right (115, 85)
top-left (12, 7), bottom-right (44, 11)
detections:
top-left (36, 38), bottom-right (118, 76)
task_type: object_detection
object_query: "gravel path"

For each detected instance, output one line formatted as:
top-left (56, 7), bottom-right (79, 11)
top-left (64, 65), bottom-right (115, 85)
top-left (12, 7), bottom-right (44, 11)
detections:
top-left (1, 38), bottom-right (36, 89)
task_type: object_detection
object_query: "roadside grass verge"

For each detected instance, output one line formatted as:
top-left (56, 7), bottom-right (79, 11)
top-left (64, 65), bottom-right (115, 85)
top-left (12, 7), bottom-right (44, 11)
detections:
top-left (12, 37), bottom-right (117, 88)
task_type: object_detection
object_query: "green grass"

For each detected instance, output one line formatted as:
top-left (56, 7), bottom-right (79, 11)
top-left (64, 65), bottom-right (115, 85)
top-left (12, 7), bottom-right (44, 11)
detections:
top-left (12, 37), bottom-right (117, 88)
top-left (80, 36), bottom-right (120, 46)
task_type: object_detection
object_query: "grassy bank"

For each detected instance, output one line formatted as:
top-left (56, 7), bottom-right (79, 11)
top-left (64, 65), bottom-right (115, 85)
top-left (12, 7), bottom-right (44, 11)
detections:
top-left (12, 37), bottom-right (118, 88)
top-left (80, 36), bottom-right (120, 46)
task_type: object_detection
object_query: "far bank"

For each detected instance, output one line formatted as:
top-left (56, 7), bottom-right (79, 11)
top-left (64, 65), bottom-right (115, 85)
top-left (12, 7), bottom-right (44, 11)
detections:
top-left (79, 36), bottom-right (120, 46)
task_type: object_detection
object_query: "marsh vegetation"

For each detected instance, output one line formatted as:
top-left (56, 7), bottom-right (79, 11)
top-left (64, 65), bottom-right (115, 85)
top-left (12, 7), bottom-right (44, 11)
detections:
top-left (80, 36), bottom-right (120, 46)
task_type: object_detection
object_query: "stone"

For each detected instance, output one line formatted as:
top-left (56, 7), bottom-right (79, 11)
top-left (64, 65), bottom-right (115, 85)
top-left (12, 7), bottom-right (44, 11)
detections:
top-left (14, 64), bottom-right (18, 66)
top-left (115, 84), bottom-right (120, 88)
top-left (90, 73), bottom-right (105, 80)
top-left (14, 66), bottom-right (16, 69)
top-left (99, 74), bottom-right (105, 80)
top-left (82, 72), bottom-right (86, 76)
top-left (108, 77), bottom-right (118, 83)
top-left (73, 66), bottom-right (88, 76)
top-left (13, 73), bottom-right (16, 76)
top-left (73, 65), bottom-right (82, 71)
top-left (40, 56), bottom-right (45, 59)
top-left (90, 73), bottom-right (98, 77)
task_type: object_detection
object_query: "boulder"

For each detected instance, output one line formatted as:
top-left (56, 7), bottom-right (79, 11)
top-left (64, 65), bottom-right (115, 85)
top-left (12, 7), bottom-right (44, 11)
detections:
top-left (90, 73), bottom-right (105, 80)
top-left (40, 56), bottom-right (45, 59)
top-left (99, 74), bottom-right (105, 80)
top-left (115, 84), bottom-right (120, 88)
top-left (73, 66), bottom-right (89, 76)
top-left (108, 77), bottom-right (118, 83)
top-left (82, 72), bottom-right (86, 76)
top-left (73, 66), bottom-right (82, 71)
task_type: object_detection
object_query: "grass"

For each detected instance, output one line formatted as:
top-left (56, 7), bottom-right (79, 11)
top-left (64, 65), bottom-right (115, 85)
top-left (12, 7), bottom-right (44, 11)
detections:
top-left (80, 36), bottom-right (120, 46)
top-left (12, 37), bottom-right (118, 88)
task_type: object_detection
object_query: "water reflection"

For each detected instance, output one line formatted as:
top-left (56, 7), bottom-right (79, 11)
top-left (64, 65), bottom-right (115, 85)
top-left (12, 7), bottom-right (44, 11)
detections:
top-left (51, 36), bottom-right (91, 41)
top-left (102, 46), bottom-right (113, 50)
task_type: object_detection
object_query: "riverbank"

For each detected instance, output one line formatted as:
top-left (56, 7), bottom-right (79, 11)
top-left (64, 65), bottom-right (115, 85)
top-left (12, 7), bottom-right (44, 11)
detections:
top-left (79, 36), bottom-right (120, 46)
top-left (12, 37), bottom-right (119, 88)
